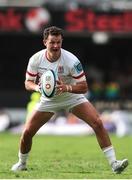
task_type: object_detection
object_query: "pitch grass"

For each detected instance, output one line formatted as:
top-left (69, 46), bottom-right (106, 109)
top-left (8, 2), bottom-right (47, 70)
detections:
top-left (0, 133), bottom-right (131, 179)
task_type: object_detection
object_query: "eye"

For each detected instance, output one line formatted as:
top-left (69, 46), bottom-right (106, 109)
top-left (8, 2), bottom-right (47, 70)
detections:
top-left (50, 41), bottom-right (55, 45)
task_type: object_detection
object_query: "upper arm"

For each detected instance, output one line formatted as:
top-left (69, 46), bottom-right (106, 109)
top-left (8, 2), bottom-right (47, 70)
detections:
top-left (70, 59), bottom-right (87, 83)
top-left (25, 57), bottom-right (38, 82)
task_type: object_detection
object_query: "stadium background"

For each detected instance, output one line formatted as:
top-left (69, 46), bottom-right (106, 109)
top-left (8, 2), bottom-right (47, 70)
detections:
top-left (0, 0), bottom-right (132, 136)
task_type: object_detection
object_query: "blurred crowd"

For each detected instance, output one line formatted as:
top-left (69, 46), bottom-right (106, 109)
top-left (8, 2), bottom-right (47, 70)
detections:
top-left (0, 91), bottom-right (132, 137)
top-left (86, 62), bottom-right (132, 101)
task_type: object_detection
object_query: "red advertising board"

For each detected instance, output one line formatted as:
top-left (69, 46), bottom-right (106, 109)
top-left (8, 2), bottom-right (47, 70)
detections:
top-left (0, 7), bottom-right (51, 33)
top-left (65, 9), bottom-right (132, 32)
top-left (0, 7), bottom-right (132, 34)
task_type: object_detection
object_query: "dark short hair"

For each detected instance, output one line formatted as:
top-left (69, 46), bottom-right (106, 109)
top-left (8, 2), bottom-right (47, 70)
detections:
top-left (43, 26), bottom-right (63, 40)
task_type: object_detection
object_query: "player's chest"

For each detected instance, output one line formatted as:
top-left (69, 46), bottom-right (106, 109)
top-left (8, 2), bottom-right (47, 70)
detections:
top-left (37, 62), bottom-right (69, 77)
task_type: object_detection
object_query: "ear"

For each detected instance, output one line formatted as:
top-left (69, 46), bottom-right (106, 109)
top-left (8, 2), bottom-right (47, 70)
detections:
top-left (43, 39), bottom-right (47, 46)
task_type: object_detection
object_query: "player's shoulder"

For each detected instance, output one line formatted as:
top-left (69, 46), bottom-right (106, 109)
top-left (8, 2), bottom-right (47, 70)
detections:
top-left (29, 49), bottom-right (46, 66)
top-left (30, 49), bottom-right (45, 60)
top-left (61, 48), bottom-right (79, 65)
top-left (61, 49), bottom-right (78, 60)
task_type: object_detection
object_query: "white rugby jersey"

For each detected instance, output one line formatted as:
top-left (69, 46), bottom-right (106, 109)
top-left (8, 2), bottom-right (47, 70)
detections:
top-left (26, 48), bottom-right (87, 101)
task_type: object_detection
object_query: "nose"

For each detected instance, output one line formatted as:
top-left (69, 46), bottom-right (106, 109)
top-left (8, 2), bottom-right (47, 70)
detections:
top-left (54, 42), bottom-right (61, 48)
top-left (54, 43), bottom-right (58, 48)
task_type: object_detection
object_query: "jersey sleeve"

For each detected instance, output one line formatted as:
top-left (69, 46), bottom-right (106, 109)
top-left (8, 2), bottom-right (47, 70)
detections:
top-left (25, 56), bottom-right (38, 82)
top-left (70, 59), bottom-right (86, 82)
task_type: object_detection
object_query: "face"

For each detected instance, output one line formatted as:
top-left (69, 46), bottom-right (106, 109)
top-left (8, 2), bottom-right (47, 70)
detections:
top-left (44, 34), bottom-right (63, 58)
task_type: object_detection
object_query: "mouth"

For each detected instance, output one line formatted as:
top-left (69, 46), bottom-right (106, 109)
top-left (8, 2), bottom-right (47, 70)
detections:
top-left (52, 49), bottom-right (59, 52)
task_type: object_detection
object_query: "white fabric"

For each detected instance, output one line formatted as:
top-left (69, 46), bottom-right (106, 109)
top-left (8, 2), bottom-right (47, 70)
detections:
top-left (26, 48), bottom-right (86, 84)
top-left (18, 152), bottom-right (29, 164)
top-left (35, 93), bottom-right (88, 112)
top-left (25, 48), bottom-right (88, 111)
top-left (103, 146), bottom-right (116, 165)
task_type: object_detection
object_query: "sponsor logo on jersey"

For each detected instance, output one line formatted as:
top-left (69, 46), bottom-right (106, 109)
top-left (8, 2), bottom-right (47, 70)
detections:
top-left (74, 62), bottom-right (83, 73)
top-left (38, 67), bottom-right (47, 70)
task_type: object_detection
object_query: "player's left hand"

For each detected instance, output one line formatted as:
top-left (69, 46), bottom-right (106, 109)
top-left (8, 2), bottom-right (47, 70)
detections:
top-left (56, 79), bottom-right (67, 95)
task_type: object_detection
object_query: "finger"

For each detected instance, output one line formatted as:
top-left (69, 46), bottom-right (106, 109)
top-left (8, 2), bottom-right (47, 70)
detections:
top-left (59, 87), bottom-right (63, 91)
top-left (56, 85), bottom-right (63, 91)
top-left (58, 76), bottom-right (64, 84)
top-left (55, 87), bottom-right (63, 95)
top-left (56, 80), bottom-right (61, 85)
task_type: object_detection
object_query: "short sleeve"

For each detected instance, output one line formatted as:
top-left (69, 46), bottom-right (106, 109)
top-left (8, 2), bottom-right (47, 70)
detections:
top-left (70, 60), bottom-right (86, 82)
top-left (25, 56), bottom-right (38, 82)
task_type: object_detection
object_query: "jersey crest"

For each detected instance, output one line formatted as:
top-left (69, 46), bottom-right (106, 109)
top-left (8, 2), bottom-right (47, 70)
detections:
top-left (58, 66), bottom-right (64, 73)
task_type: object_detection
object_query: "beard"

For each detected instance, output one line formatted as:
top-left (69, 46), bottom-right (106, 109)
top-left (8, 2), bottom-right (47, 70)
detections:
top-left (47, 49), bottom-right (61, 61)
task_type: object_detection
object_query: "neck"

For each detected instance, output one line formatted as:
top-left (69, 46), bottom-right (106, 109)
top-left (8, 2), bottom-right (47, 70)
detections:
top-left (46, 51), bottom-right (61, 62)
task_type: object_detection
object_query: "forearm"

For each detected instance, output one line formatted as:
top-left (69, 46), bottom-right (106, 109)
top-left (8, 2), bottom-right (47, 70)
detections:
top-left (67, 82), bottom-right (88, 94)
top-left (25, 80), bottom-right (40, 92)
top-left (57, 81), bottom-right (88, 94)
